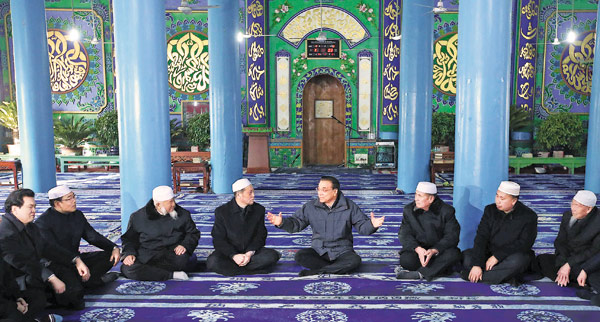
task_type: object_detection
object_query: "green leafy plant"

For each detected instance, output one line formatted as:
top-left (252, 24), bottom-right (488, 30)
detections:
top-left (54, 116), bottom-right (94, 148)
top-left (185, 112), bottom-right (210, 150)
top-left (536, 112), bottom-right (585, 154)
top-left (94, 110), bottom-right (119, 147)
top-left (170, 118), bottom-right (184, 143)
top-left (0, 100), bottom-right (19, 143)
top-left (509, 105), bottom-right (530, 132)
top-left (431, 112), bottom-right (455, 150)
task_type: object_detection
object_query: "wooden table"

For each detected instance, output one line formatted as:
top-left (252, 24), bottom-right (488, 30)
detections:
top-left (55, 155), bottom-right (120, 173)
top-left (509, 157), bottom-right (586, 174)
top-left (172, 161), bottom-right (210, 193)
top-left (0, 160), bottom-right (21, 190)
top-left (430, 152), bottom-right (454, 183)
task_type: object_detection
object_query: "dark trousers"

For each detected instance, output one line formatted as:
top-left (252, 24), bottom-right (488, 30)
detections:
top-left (462, 249), bottom-right (531, 284)
top-left (80, 250), bottom-right (114, 288)
top-left (46, 262), bottom-right (85, 310)
top-left (0, 288), bottom-right (46, 322)
top-left (121, 249), bottom-right (193, 281)
top-left (207, 248), bottom-right (280, 276)
top-left (400, 247), bottom-right (461, 280)
top-left (535, 254), bottom-right (583, 286)
top-left (295, 248), bottom-right (361, 275)
top-left (588, 270), bottom-right (600, 293)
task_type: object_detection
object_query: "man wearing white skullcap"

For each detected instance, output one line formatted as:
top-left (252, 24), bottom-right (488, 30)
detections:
top-left (121, 186), bottom-right (200, 281)
top-left (462, 181), bottom-right (538, 285)
top-left (207, 178), bottom-right (280, 276)
top-left (535, 190), bottom-right (600, 298)
top-left (36, 185), bottom-right (121, 291)
top-left (396, 182), bottom-right (461, 281)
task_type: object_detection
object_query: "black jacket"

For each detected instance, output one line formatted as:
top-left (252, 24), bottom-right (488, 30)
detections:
top-left (554, 207), bottom-right (600, 268)
top-left (212, 198), bottom-right (268, 258)
top-left (398, 197), bottom-right (460, 253)
top-left (36, 207), bottom-right (117, 257)
top-left (470, 201), bottom-right (538, 267)
top-left (582, 251), bottom-right (600, 274)
top-left (0, 212), bottom-right (74, 289)
top-left (0, 258), bottom-right (21, 318)
top-left (121, 199), bottom-right (200, 264)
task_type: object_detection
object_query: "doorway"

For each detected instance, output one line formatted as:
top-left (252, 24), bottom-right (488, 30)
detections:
top-left (302, 74), bottom-right (345, 166)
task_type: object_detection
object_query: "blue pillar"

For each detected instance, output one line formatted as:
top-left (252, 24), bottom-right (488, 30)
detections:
top-left (208, 0), bottom-right (243, 193)
top-left (396, 0), bottom-right (434, 193)
top-left (10, 0), bottom-right (56, 192)
top-left (113, 0), bottom-right (171, 232)
top-left (585, 7), bottom-right (600, 193)
top-left (454, 0), bottom-right (513, 250)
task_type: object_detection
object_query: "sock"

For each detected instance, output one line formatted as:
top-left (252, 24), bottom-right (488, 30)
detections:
top-left (172, 271), bottom-right (189, 280)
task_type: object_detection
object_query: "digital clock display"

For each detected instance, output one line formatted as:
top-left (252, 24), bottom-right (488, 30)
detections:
top-left (306, 39), bottom-right (341, 59)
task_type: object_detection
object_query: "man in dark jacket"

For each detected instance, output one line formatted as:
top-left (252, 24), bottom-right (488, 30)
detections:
top-left (461, 181), bottom-right (538, 284)
top-left (397, 181), bottom-right (460, 281)
top-left (0, 189), bottom-right (89, 311)
top-left (121, 186), bottom-right (200, 281)
top-left (268, 176), bottom-right (385, 276)
top-left (576, 251), bottom-right (600, 306)
top-left (536, 190), bottom-right (599, 288)
top-left (207, 178), bottom-right (280, 276)
top-left (0, 256), bottom-right (44, 322)
top-left (36, 185), bottom-right (120, 288)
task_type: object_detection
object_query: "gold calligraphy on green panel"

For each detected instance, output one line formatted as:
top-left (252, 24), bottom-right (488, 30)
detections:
top-left (167, 31), bottom-right (209, 95)
top-left (47, 30), bottom-right (89, 94)
top-left (560, 31), bottom-right (595, 95)
top-left (433, 32), bottom-right (457, 96)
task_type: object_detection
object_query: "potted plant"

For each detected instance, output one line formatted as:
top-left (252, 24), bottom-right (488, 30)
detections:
top-left (0, 101), bottom-right (20, 155)
top-left (94, 110), bottom-right (119, 155)
top-left (536, 112), bottom-right (584, 157)
top-left (170, 118), bottom-right (184, 152)
top-left (185, 112), bottom-right (210, 151)
top-left (509, 105), bottom-right (532, 156)
top-left (431, 112), bottom-right (454, 152)
top-left (54, 116), bottom-right (94, 155)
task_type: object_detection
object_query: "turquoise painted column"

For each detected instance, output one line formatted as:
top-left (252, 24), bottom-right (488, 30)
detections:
top-left (585, 7), bottom-right (600, 193)
top-left (208, 0), bottom-right (242, 193)
top-left (454, 0), bottom-right (513, 250)
top-left (113, 0), bottom-right (171, 231)
top-left (396, 0), bottom-right (434, 193)
top-left (10, 0), bottom-right (56, 192)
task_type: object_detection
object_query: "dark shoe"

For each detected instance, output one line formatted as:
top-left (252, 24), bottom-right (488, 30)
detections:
top-left (507, 277), bottom-right (522, 287)
top-left (591, 295), bottom-right (600, 307)
top-left (395, 270), bottom-right (422, 280)
top-left (299, 269), bottom-right (319, 277)
top-left (100, 272), bottom-right (120, 284)
top-left (576, 288), bottom-right (594, 300)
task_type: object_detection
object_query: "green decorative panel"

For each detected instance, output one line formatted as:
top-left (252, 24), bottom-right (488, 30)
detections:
top-left (346, 140), bottom-right (375, 168)
top-left (269, 139), bottom-right (302, 168)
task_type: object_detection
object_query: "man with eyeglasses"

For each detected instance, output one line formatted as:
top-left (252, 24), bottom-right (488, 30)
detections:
top-left (36, 185), bottom-right (120, 289)
top-left (268, 176), bottom-right (385, 276)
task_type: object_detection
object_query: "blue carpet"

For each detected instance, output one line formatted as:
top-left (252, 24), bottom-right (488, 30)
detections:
top-left (0, 172), bottom-right (598, 321)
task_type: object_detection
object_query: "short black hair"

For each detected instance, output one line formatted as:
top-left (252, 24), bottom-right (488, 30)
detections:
top-left (4, 188), bottom-right (35, 213)
top-left (320, 176), bottom-right (340, 190)
top-left (49, 197), bottom-right (61, 207)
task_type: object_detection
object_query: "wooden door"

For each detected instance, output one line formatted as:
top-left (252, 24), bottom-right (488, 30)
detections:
top-left (302, 75), bottom-right (345, 165)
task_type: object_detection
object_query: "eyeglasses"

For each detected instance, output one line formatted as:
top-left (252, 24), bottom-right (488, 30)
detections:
top-left (61, 194), bottom-right (76, 202)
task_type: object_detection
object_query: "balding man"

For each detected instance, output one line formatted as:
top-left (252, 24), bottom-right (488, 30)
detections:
top-left (461, 181), bottom-right (538, 284)
top-left (397, 182), bottom-right (460, 281)
top-left (536, 190), bottom-right (600, 288)
top-left (121, 186), bottom-right (200, 281)
top-left (207, 179), bottom-right (280, 276)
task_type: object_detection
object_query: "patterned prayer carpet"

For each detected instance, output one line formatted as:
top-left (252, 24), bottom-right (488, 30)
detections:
top-left (0, 172), bottom-right (598, 321)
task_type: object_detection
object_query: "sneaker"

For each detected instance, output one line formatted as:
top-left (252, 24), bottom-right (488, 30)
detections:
top-left (172, 271), bottom-right (189, 280)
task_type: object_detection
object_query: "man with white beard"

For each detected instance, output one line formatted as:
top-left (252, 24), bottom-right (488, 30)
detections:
top-left (121, 186), bottom-right (200, 281)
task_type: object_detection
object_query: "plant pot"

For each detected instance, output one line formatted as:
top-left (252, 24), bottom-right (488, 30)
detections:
top-left (537, 151), bottom-right (550, 158)
top-left (552, 150), bottom-right (564, 158)
top-left (60, 146), bottom-right (83, 156)
top-left (7, 144), bottom-right (20, 155)
top-left (170, 147), bottom-right (178, 152)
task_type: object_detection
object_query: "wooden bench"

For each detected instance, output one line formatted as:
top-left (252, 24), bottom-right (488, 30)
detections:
top-left (0, 160), bottom-right (21, 190)
top-left (172, 161), bottom-right (210, 193)
top-left (56, 155), bottom-right (120, 173)
top-left (509, 156), bottom-right (586, 174)
top-left (430, 152), bottom-right (454, 183)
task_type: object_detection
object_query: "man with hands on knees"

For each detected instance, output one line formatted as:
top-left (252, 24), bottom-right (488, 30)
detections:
top-left (0, 189), bottom-right (88, 311)
top-left (207, 178), bottom-right (280, 276)
top-left (396, 182), bottom-right (461, 281)
top-left (121, 186), bottom-right (200, 281)
top-left (267, 176), bottom-right (384, 276)
top-left (461, 181), bottom-right (538, 285)
top-left (575, 250), bottom-right (600, 307)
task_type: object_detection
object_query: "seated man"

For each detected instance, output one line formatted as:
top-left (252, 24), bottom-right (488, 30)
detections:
top-left (576, 250), bottom-right (600, 307)
top-left (461, 181), bottom-right (538, 284)
top-left (267, 176), bottom-right (385, 276)
top-left (121, 186), bottom-right (200, 281)
top-left (536, 190), bottom-right (599, 288)
top-left (0, 257), bottom-right (45, 322)
top-left (207, 178), bottom-right (280, 276)
top-left (0, 189), bottom-right (89, 311)
top-left (397, 181), bottom-right (461, 281)
top-left (36, 186), bottom-right (120, 288)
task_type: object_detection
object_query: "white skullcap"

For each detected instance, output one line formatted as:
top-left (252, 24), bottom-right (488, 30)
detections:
top-left (573, 190), bottom-right (597, 207)
top-left (416, 181), bottom-right (437, 195)
top-left (232, 178), bottom-right (252, 193)
top-left (498, 181), bottom-right (520, 196)
top-left (48, 185), bottom-right (72, 199)
top-left (152, 185), bottom-right (175, 202)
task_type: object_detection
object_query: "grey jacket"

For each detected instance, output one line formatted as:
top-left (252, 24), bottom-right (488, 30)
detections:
top-left (279, 192), bottom-right (377, 260)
